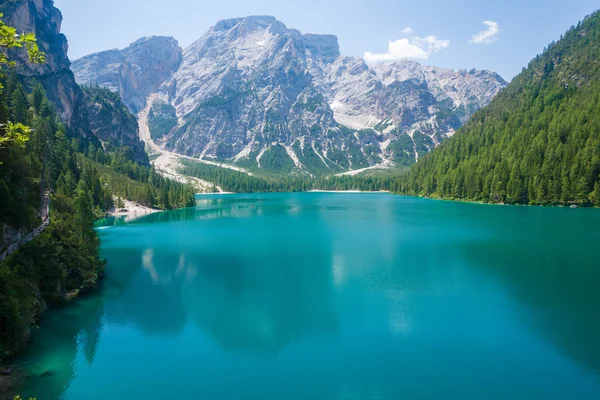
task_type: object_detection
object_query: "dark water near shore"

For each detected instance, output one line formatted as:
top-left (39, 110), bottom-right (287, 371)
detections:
top-left (13, 193), bottom-right (600, 399)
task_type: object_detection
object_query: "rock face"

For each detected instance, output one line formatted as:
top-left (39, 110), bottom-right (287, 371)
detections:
top-left (1, 0), bottom-right (85, 132)
top-left (81, 87), bottom-right (148, 163)
top-left (0, 0), bottom-right (148, 165)
top-left (74, 15), bottom-right (507, 174)
top-left (72, 36), bottom-right (183, 114)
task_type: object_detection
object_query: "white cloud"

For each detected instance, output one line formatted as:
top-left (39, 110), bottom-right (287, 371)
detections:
top-left (415, 36), bottom-right (450, 53)
top-left (470, 21), bottom-right (500, 44)
top-left (364, 34), bottom-right (450, 63)
top-left (402, 27), bottom-right (413, 34)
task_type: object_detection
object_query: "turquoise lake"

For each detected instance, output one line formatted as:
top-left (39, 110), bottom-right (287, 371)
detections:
top-left (13, 193), bottom-right (600, 399)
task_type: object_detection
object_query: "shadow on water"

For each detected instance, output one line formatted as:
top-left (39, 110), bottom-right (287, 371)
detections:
top-left (460, 223), bottom-right (600, 375)
top-left (406, 200), bottom-right (600, 378)
top-left (11, 292), bottom-right (105, 399)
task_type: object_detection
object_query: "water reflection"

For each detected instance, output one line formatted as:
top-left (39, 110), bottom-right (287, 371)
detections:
top-left (11, 194), bottom-right (600, 399)
top-left (462, 236), bottom-right (600, 376)
top-left (12, 293), bottom-right (105, 399)
top-left (103, 248), bottom-right (188, 337)
top-left (184, 250), bottom-right (337, 353)
top-left (99, 194), bottom-right (340, 352)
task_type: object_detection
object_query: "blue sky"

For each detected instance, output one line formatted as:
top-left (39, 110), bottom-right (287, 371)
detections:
top-left (54, 0), bottom-right (599, 80)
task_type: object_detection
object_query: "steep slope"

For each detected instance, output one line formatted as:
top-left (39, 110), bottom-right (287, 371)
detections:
top-left (402, 10), bottom-right (600, 206)
top-left (162, 16), bottom-right (505, 174)
top-left (81, 86), bottom-right (148, 163)
top-left (74, 16), bottom-right (506, 175)
top-left (327, 58), bottom-right (506, 164)
top-left (0, 0), bottom-right (148, 165)
top-left (1, 0), bottom-right (84, 131)
top-left (72, 36), bottom-right (183, 114)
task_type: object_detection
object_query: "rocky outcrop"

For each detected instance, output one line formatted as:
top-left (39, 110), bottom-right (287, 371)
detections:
top-left (0, 0), bottom-right (148, 164)
top-left (72, 36), bottom-right (183, 114)
top-left (73, 15), bottom-right (507, 174)
top-left (1, 0), bottom-right (85, 133)
top-left (82, 86), bottom-right (149, 164)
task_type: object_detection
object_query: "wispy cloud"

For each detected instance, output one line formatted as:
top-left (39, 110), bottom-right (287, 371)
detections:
top-left (402, 27), bottom-right (413, 34)
top-left (364, 33), bottom-right (450, 62)
top-left (470, 21), bottom-right (500, 44)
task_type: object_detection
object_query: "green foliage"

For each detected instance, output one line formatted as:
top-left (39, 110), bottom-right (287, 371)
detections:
top-left (80, 85), bottom-right (133, 127)
top-left (0, 121), bottom-right (31, 148)
top-left (84, 155), bottom-right (196, 210)
top-left (259, 144), bottom-right (295, 173)
top-left (0, 14), bottom-right (44, 159)
top-left (291, 141), bottom-right (338, 176)
top-left (326, 147), bottom-right (350, 169)
top-left (346, 141), bottom-right (370, 169)
top-left (374, 119), bottom-right (392, 132)
top-left (0, 13), bottom-right (45, 68)
top-left (400, 11), bottom-right (600, 206)
top-left (147, 101), bottom-right (177, 140)
top-left (0, 77), bottom-right (104, 360)
top-left (180, 159), bottom-right (396, 193)
top-left (388, 134), bottom-right (416, 166)
top-left (0, 71), bottom-right (194, 362)
top-left (294, 94), bottom-right (325, 113)
top-left (412, 131), bottom-right (435, 158)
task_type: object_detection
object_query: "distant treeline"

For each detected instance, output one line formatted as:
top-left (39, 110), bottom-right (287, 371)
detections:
top-left (180, 160), bottom-right (400, 193)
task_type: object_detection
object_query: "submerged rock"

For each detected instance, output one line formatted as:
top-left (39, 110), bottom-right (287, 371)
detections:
top-left (40, 370), bottom-right (56, 378)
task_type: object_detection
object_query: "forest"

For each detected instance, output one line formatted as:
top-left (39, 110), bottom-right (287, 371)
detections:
top-left (180, 159), bottom-right (397, 193)
top-left (398, 10), bottom-right (600, 206)
top-left (0, 39), bottom-right (195, 361)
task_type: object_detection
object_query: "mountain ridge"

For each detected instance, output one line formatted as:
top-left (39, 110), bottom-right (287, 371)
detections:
top-left (73, 15), bottom-right (507, 175)
top-left (72, 36), bottom-right (183, 114)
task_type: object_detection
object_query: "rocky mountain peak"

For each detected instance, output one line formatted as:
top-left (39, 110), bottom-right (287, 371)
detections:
top-left (73, 35), bottom-right (182, 114)
top-left (186, 16), bottom-right (340, 65)
top-left (73, 16), bottom-right (507, 174)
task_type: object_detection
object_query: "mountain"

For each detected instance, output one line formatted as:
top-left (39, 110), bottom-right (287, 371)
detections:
top-left (73, 16), bottom-right (506, 175)
top-left (402, 10), bottom-right (600, 206)
top-left (72, 36), bottom-right (183, 114)
top-left (0, 0), bottom-right (148, 164)
top-left (81, 86), bottom-right (149, 163)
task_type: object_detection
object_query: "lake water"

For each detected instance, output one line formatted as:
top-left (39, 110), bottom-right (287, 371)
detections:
top-left (13, 193), bottom-right (600, 399)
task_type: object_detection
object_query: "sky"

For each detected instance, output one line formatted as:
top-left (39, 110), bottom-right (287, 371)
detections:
top-left (54, 0), bottom-right (599, 80)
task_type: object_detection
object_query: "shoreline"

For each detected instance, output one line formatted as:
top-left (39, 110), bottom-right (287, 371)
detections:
top-left (308, 190), bottom-right (391, 194)
top-left (404, 193), bottom-right (599, 209)
top-left (193, 190), bottom-right (598, 209)
top-left (195, 192), bottom-right (236, 195)
top-left (195, 190), bottom-right (392, 195)
top-left (107, 200), bottom-right (161, 222)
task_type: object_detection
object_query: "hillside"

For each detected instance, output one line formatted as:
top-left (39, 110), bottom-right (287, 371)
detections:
top-left (0, 4), bottom-right (196, 362)
top-left (401, 10), bottom-right (600, 206)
